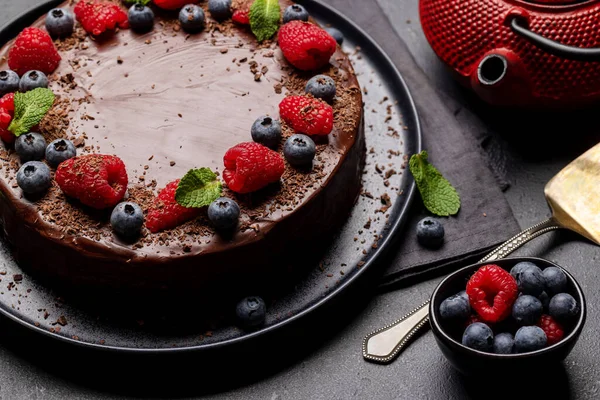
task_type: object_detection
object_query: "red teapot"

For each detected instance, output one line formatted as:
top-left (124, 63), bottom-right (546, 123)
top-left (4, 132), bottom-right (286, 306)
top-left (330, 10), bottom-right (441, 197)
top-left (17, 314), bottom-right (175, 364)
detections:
top-left (419, 0), bottom-right (600, 108)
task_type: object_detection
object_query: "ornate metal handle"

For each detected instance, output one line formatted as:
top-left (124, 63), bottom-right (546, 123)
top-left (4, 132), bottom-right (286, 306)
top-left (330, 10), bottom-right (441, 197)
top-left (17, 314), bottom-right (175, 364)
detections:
top-left (362, 217), bottom-right (562, 364)
top-left (510, 17), bottom-right (600, 62)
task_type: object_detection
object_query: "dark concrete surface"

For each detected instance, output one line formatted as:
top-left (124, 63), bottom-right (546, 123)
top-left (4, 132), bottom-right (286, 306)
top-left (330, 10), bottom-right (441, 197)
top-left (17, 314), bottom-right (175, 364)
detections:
top-left (0, 1), bottom-right (598, 399)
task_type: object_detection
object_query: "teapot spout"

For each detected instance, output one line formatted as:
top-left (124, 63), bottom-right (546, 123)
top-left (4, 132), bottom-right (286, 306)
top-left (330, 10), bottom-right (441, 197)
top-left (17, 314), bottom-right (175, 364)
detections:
top-left (470, 50), bottom-right (532, 106)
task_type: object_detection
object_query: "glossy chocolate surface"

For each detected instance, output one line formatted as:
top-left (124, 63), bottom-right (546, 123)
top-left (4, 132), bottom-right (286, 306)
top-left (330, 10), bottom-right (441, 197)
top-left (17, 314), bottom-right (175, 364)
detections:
top-left (0, 0), bottom-right (364, 291)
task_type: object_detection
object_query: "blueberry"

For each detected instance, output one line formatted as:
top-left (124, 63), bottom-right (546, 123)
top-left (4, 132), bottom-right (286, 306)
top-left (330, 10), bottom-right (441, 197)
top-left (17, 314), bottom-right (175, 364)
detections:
top-left (179, 4), bottom-right (205, 33)
top-left (305, 75), bottom-right (336, 102)
top-left (45, 8), bottom-right (74, 38)
top-left (549, 293), bottom-right (579, 322)
top-left (512, 295), bottom-right (543, 325)
top-left (283, 4), bottom-right (309, 23)
top-left (284, 134), bottom-right (316, 167)
top-left (128, 4), bottom-right (154, 33)
top-left (19, 71), bottom-right (48, 92)
top-left (514, 326), bottom-right (547, 353)
top-left (514, 264), bottom-right (545, 297)
top-left (45, 139), bottom-right (76, 168)
top-left (110, 202), bottom-right (144, 239)
top-left (208, 0), bottom-right (232, 21)
top-left (543, 266), bottom-right (567, 295)
top-left (462, 322), bottom-right (493, 352)
top-left (510, 261), bottom-right (536, 280)
top-left (251, 116), bottom-right (281, 149)
top-left (15, 132), bottom-right (47, 162)
top-left (439, 291), bottom-right (470, 320)
top-left (325, 27), bottom-right (344, 45)
top-left (235, 296), bottom-right (266, 329)
top-left (539, 291), bottom-right (550, 311)
top-left (493, 332), bottom-right (514, 354)
top-left (16, 161), bottom-right (51, 195)
top-left (416, 217), bottom-right (444, 248)
top-left (208, 197), bottom-right (240, 230)
top-left (0, 70), bottom-right (19, 96)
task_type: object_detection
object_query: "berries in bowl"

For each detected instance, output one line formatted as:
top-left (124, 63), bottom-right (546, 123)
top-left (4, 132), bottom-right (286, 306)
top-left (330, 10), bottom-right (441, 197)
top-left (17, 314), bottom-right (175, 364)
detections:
top-left (429, 257), bottom-right (586, 376)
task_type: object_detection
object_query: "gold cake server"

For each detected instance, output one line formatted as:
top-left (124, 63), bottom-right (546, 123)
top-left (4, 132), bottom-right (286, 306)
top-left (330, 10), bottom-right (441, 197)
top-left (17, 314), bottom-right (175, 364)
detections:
top-left (363, 142), bottom-right (600, 364)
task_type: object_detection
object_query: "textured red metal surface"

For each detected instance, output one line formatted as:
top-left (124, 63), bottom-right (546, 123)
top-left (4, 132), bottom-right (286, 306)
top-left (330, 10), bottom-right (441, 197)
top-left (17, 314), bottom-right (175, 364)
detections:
top-left (419, 0), bottom-right (600, 107)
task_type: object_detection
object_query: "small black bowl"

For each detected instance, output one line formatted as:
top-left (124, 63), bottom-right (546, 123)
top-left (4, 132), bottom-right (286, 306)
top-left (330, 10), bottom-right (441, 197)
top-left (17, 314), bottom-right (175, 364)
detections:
top-left (429, 257), bottom-right (586, 376)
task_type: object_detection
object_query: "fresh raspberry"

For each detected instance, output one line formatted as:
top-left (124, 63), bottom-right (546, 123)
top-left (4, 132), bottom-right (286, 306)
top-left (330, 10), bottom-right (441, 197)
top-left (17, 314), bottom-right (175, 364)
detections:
top-left (55, 154), bottom-right (128, 209)
top-left (232, 10), bottom-right (250, 25)
top-left (278, 21), bottom-right (337, 71)
top-left (0, 93), bottom-right (15, 113)
top-left (223, 142), bottom-right (285, 194)
top-left (466, 264), bottom-right (518, 323)
top-left (7, 28), bottom-right (61, 76)
top-left (537, 314), bottom-right (565, 345)
top-left (74, 0), bottom-right (129, 36)
top-left (0, 109), bottom-right (14, 144)
top-left (153, 0), bottom-right (193, 10)
top-left (279, 95), bottom-right (334, 136)
top-left (146, 180), bottom-right (200, 233)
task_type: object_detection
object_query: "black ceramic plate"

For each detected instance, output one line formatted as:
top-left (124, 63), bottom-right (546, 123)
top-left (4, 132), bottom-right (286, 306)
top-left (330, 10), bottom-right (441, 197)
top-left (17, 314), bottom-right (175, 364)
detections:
top-left (0, 0), bottom-right (421, 353)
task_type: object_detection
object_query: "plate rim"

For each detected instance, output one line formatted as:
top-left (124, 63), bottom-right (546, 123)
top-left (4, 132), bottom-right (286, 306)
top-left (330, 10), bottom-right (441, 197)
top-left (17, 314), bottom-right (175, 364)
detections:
top-left (0, 0), bottom-right (423, 354)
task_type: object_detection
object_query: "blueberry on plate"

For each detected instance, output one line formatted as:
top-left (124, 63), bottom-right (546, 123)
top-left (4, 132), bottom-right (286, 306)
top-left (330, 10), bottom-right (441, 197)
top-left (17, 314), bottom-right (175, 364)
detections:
top-left (439, 290), bottom-right (470, 320)
top-left (179, 4), bottom-right (205, 33)
top-left (16, 161), bottom-right (52, 195)
top-left (284, 134), bottom-right (316, 168)
top-left (549, 293), bottom-right (579, 322)
top-left (45, 8), bottom-right (74, 38)
top-left (509, 261), bottom-right (536, 280)
top-left (128, 4), bottom-right (155, 33)
top-left (235, 296), bottom-right (266, 329)
top-left (325, 27), bottom-right (344, 45)
top-left (493, 332), bottom-right (514, 354)
top-left (45, 139), bottom-right (76, 168)
top-left (543, 266), bottom-right (567, 295)
top-left (110, 202), bottom-right (144, 239)
top-left (251, 116), bottom-right (281, 149)
top-left (208, 197), bottom-right (240, 231)
top-left (305, 75), bottom-right (336, 103)
top-left (514, 326), bottom-right (547, 353)
top-left (208, 0), bottom-right (232, 21)
top-left (19, 71), bottom-right (48, 92)
top-left (15, 132), bottom-right (47, 162)
top-left (0, 70), bottom-right (19, 96)
top-left (462, 322), bottom-right (493, 352)
top-left (514, 263), bottom-right (545, 297)
top-left (538, 291), bottom-right (550, 311)
top-left (283, 4), bottom-right (309, 23)
top-left (416, 217), bottom-right (444, 248)
top-left (512, 295), bottom-right (543, 325)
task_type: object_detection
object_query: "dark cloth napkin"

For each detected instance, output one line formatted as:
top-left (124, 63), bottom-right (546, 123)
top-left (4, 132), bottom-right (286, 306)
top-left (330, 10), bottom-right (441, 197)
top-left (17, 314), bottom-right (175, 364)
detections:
top-left (323, 0), bottom-right (522, 290)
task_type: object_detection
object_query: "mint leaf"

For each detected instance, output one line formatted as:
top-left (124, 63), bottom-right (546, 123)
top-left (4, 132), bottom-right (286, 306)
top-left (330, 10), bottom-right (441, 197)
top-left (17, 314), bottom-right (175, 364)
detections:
top-left (122, 0), bottom-right (151, 5)
top-left (250, 0), bottom-right (281, 42)
top-left (8, 88), bottom-right (55, 137)
top-left (409, 150), bottom-right (460, 216)
top-left (175, 168), bottom-right (223, 208)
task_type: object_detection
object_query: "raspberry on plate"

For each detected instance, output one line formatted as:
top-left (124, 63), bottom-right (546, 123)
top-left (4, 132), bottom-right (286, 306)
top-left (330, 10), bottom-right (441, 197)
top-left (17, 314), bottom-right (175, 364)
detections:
top-left (154, 0), bottom-right (196, 10)
top-left (466, 264), bottom-right (518, 323)
top-left (55, 154), bottom-right (128, 209)
top-left (7, 27), bottom-right (61, 76)
top-left (0, 93), bottom-right (15, 113)
top-left (232, 9), bottom-right (250, 25)
top-left (279, 95), bottom-right (334, 136)
top-left (0, 94), bottom-right (16, 144)
top-left (146, 180), bottom-right (201, 233)
top-left (278, 21), bottom-right (337, 71)
top-left (74, 0), bottom-right (129, 36)
top-left (536, 314), bottom-right (565, 345)
top-left (223, 142), bottom-right (285, 194)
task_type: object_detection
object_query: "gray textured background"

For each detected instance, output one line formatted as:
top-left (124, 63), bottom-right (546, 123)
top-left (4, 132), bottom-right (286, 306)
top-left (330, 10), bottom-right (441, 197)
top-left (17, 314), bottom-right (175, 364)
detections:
top-left (0, 1), bottom-right (598, 399)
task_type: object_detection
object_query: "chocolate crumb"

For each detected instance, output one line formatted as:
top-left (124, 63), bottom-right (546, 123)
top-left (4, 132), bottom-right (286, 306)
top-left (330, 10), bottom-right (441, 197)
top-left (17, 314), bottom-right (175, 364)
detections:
top-left (170, 161), bottom-right (176, 167)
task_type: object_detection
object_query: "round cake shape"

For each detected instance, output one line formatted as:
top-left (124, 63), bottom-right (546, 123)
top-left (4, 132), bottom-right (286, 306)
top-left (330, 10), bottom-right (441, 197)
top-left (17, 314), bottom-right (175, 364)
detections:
top-left (0, 0), bottom-right (364, 295)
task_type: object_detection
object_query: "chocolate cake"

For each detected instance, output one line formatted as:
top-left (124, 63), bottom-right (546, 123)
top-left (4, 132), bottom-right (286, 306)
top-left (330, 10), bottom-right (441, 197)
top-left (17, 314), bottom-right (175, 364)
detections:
top-left (0, 0), bottom-right (364, 296)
